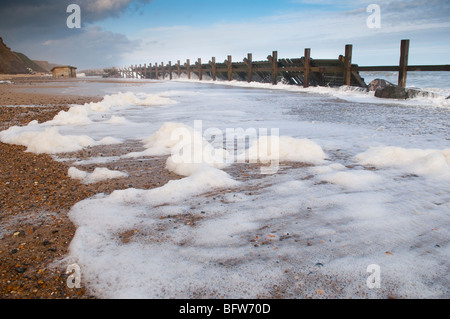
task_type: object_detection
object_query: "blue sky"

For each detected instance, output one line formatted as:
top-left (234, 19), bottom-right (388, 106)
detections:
top-left (1, 0), bottom-right (449, 69)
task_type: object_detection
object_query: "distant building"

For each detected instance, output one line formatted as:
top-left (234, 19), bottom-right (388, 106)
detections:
top-left (51, 66), bottom-right (77, 78)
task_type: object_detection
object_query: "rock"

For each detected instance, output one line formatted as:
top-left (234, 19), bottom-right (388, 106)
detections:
top-left (375, 85), bottom-right (408, 99)
top-left (447, 96), bottom-right (450, 100)
top-left (367, 78), bottom-right (395, 92)
top-left (375, 85), bottom-right (422, 100)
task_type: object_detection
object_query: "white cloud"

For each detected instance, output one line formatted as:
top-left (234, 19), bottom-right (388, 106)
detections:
top-left (121, 1), bottom-right (449, 67)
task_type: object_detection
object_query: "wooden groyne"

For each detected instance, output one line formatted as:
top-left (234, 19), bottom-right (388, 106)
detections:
top-left (116, 40), bottom-right (449, 88)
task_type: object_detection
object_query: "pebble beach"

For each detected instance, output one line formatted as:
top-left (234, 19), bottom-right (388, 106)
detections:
top-left (0, 76), bottom-right (182, 298)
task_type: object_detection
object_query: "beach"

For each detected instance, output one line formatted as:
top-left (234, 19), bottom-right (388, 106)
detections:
top-left (0, 75), bottom-right (449, 299)
top-left (0, 76), bottom-right (182, 298)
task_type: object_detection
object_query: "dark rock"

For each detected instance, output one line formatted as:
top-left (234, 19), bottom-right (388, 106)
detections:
top-left (367, 78), bottom-right (394, 92)
top-left (375, 85), bottom-right (407, 99)
top-left (375, 85), bottom-right (423, 100)
top-left (447, 96), bottom-right (450, 100)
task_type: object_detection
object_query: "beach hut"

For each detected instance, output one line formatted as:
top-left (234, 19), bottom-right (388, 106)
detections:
top-left (51, 66), bottom-right (77, 78)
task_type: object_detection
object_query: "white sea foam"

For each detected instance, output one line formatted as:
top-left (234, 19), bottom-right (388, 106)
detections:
top-left (68, 167), bottom-right (129, 184)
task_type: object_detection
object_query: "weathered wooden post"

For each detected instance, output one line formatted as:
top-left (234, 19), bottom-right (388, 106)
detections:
top-left (168, 61), bottom-right (172, 80)
top-left (271, 51), bottom-right (278, 85)
top-left (210, 57), bottom-right (217, 81)
top-left (398, 39), bottom-right (410, 88)
top-left (303, 48), bottom-right (311, 88)
top-left (155, 63), bottom-right (159, 80)
top-left (198, 58), bottom-right (203, 81)
top-left (177, 60), bottom-right (181, 78)
top-left (139, 64), bottom-right (142, 79)
top-left (143, 64), bottom-right (147, 79)
top-left (245, 53), bottom-right (253, 83)
top-left (344, 44), bottom-right (353, 86)
top-left (161, 62), bottom-right (166, 79)
top-left (148, 63), bottom-right (152, 79)
top-left (186, 59), bottom-right (191, 79)
top-left (227, 55), bottom-right (233, 81)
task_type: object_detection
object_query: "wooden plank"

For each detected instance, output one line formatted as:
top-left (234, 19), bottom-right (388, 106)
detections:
top-left (227, 55), bottom-right (232, 81)
top-left (398, 39), bottom-right (409, 87)
top-left (356, 66), bottom-right (400, 72)
top-left (210, 57), bottom-right (216, 81)
top-left (186, 59), bottom-right (191, 80)
top-left (344, 44), bottom-right (353, 86)
top-left (304, 48), bottom-right (311, 88)
top-left (169, 61), bottom-right (172, 80)
top-left (351, 70), bottom-right (367, 88)
top-left (198, 58), bottom-right (202, 81)
top-left (407, 65), bottom-right (450, 71)
top-left (271, 51), bottom-right (278, 85)
top-left (245, 53), bottom-right (253, 83)
top-left (161, 62), bottom-right (166, 79)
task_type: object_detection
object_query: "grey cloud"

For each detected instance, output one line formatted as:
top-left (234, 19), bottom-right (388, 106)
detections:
top-left (0, 0), bottom-right (152, 40)
top-left (0, 0), bottom-right (150, 68)
top-left (22, 26), bottom-right (141, 69)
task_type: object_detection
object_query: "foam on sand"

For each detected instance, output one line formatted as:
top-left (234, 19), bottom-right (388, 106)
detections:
top-left (0, 92), bottom-right (177, 154)
top-left (68, 167), bottom-right (129, 184)
top-left (355, 146), bottom-right (450, 180)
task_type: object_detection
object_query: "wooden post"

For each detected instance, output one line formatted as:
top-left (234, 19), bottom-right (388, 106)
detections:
top-left (198, 58), bottom-right (202, 81)
top-left (303, 48), bottom-right (311, 88)
top-left (247, 53), bottom-right (253, 83)
top-left (155, 63), bottom-right (158, 80)
top-left (143, 64), bottom-right (147, 79)
top-left (186, 59), bottom-right (191, 79)
top-left (344, 44), bottom-right (353, 86)
top-left (398, 39), bottom-right (410, 88)
top-left (227, 55), bottom-right (232, 81)
top-left (148, 63), bottom-right (152, 79)
top-left (139, 64), bottom-right (142, 79)
top-left (168, 61), bottom-right (172, 80)
top-left (272, 51), bottom-right (278, 85)
top-left (177, 60), bottom-right (181, 78)
top-left (210, 57), bottom-right (216, 81)
top-left (161, 62), bottom-right (166, 80)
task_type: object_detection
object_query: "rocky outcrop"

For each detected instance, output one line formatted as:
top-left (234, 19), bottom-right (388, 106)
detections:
top-left (369, 78), bottom-right (434, 100)
top-left (0, 37), bottom-right (29, 74)
top-left (373, 81), bottom-right (440, 100)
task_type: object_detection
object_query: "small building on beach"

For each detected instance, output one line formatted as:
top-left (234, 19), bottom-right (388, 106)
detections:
top-left (51, 66), bottom-right (77, 78)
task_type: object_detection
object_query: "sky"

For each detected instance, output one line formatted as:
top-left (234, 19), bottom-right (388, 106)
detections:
top-left (0, 0), bottom-right (449, 70)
